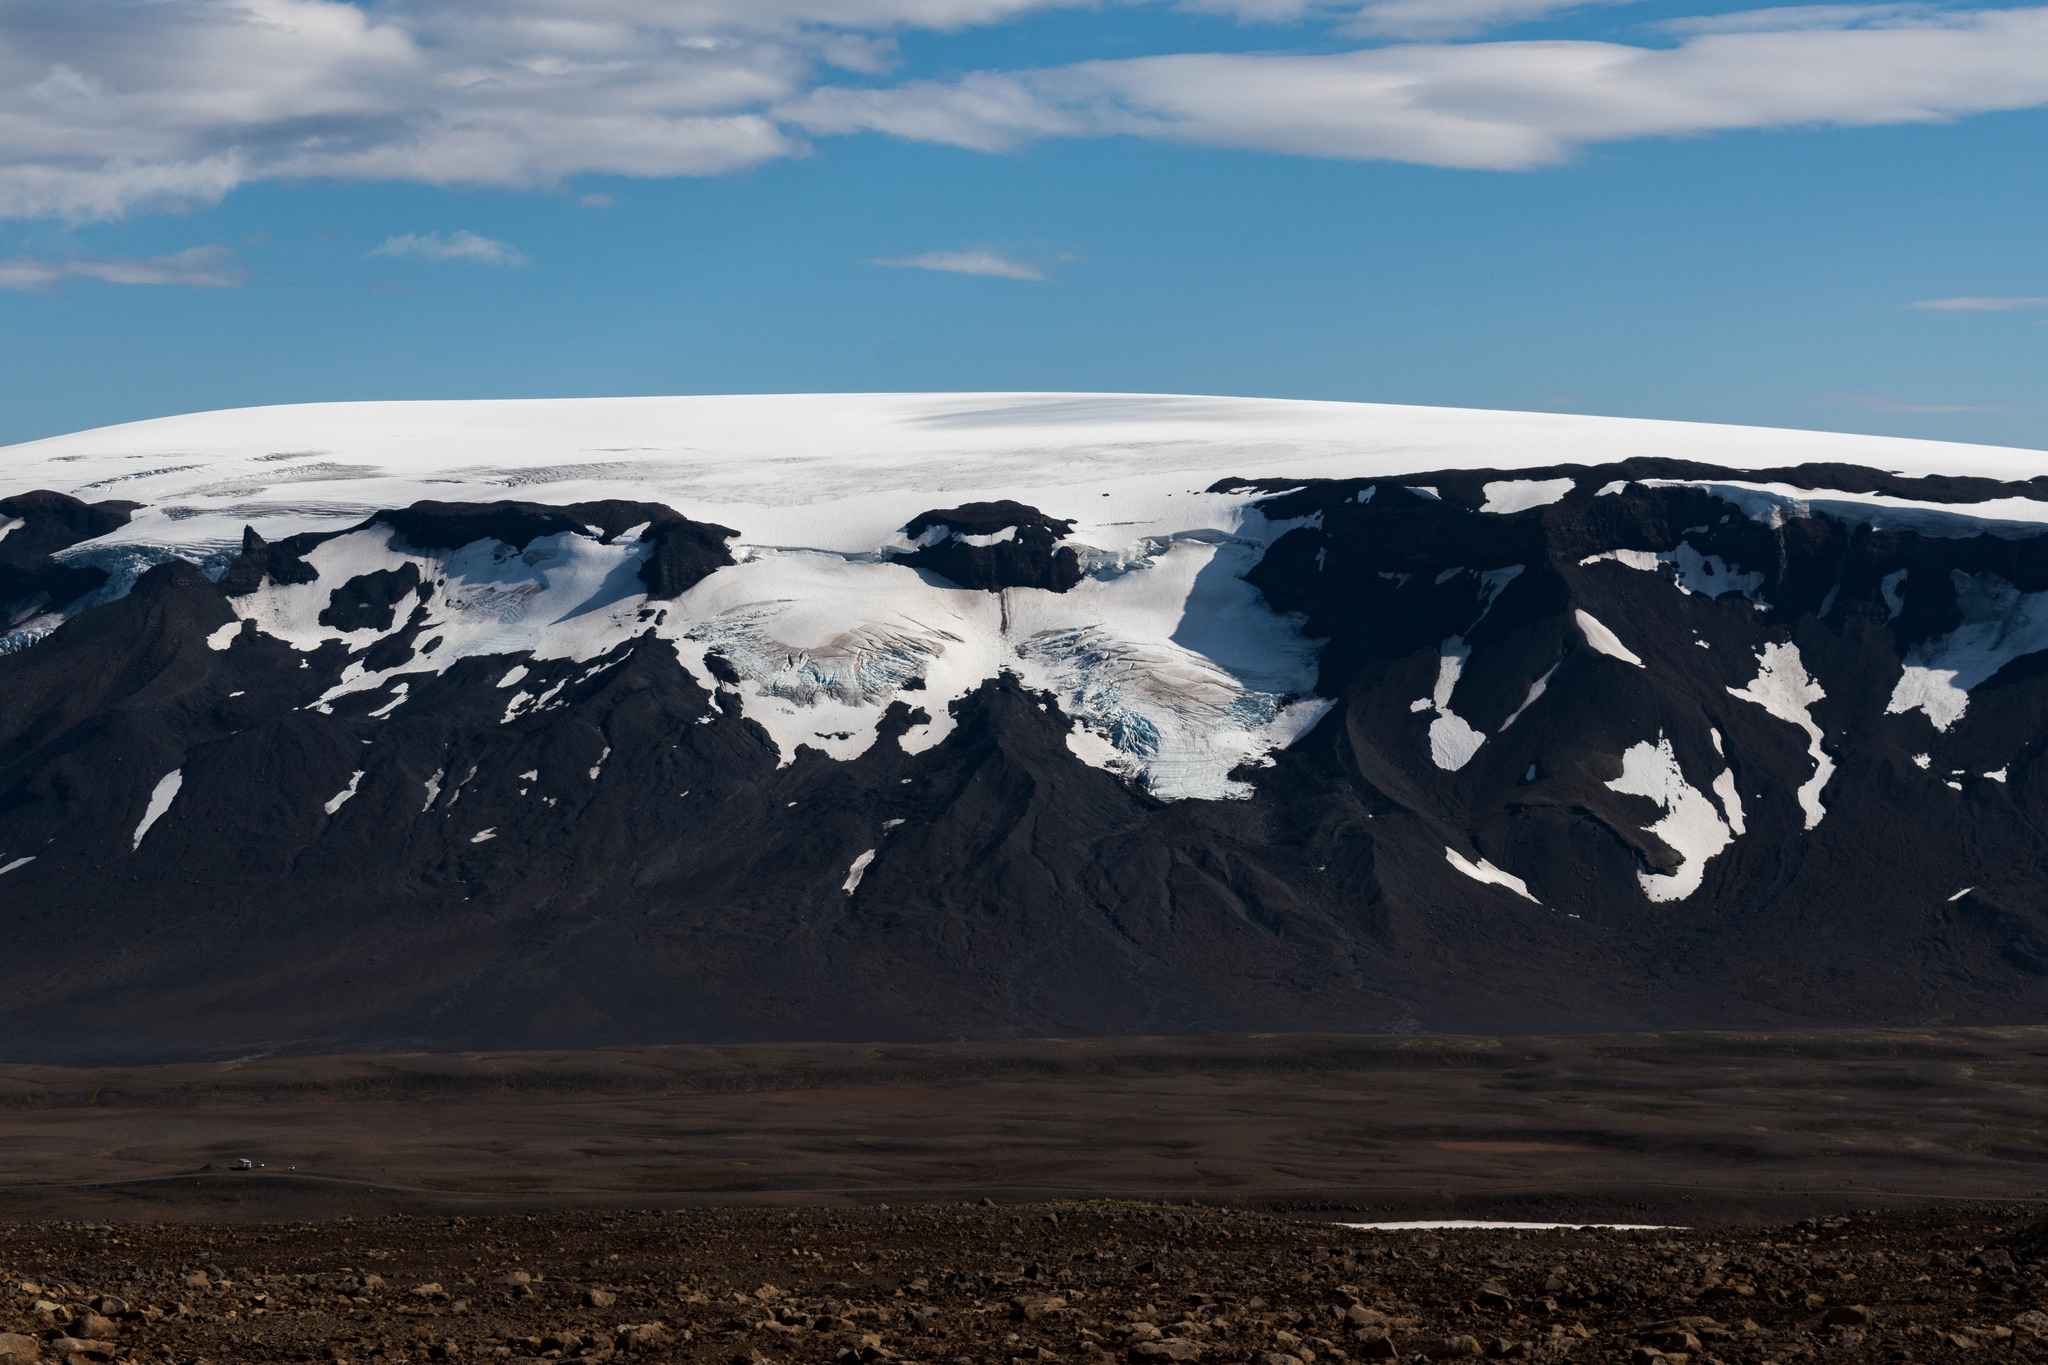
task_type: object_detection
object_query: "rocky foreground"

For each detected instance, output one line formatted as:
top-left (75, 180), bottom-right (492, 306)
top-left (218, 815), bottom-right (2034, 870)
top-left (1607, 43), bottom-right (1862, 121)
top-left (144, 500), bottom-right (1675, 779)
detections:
top-left (3, 1204), bottom-right (2047, 1365)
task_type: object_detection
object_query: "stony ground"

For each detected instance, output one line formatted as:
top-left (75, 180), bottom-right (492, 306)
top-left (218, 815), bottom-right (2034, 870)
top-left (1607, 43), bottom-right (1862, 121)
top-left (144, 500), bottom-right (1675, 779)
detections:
top-left (3, 1204), bottom-right (2046, 1365)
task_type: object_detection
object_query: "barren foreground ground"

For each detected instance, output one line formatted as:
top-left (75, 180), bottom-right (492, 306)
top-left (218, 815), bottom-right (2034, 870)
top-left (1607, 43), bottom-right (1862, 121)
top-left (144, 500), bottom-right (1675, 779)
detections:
top-left (4, 1030), bottom-right (2048, 1224)
top-left (7, 1204), bottom-right (2048, 1365)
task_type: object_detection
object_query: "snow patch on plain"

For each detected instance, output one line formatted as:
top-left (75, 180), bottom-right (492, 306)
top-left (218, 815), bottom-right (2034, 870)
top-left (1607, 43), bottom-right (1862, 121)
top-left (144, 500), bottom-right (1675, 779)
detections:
top-left (1886, 570), bottom-right (2048, 733)
top-left (1726, 642), bottom-right (1833, 829)
top-left (132, 770), bottom-right (183, 850)
top-left (1605, 734), bottom-right (1732, 902)
top-left (1340, 1221), bottom-right (1676, 1231)
top-left (1444, 847), bottom-right (1538, 903)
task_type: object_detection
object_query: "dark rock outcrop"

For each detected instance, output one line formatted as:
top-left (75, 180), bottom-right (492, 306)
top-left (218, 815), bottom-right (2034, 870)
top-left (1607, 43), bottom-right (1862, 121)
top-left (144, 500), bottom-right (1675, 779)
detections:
top-left (0, 490), bottom-right (140, 630)
top-left (896, 501), bottom-right (1082, 593)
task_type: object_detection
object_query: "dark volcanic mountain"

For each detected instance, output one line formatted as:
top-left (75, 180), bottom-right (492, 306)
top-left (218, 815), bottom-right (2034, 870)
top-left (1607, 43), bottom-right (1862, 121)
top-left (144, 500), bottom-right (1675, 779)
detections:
top-left (4, 394), bottom-right (2048, 1062)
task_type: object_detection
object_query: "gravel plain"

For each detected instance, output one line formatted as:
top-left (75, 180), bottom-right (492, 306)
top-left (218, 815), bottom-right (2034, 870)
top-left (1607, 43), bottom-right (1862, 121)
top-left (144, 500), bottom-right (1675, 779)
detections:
top-left (6, 1204), bottom-right (2048, 1365)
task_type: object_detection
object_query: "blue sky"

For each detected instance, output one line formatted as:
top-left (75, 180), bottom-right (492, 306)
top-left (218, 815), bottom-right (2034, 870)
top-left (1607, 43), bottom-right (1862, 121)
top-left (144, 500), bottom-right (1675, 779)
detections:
top-left (1, 0), bottom-right (2045, 451)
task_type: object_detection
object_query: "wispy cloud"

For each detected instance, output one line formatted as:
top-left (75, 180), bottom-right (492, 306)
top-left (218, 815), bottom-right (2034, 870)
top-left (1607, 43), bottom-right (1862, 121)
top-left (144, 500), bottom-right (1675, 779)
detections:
top-left (1909, 295), bottom-right (2048, 311)
top-left (1658, 4), bottom-right (1942, 36)
top-left (1341, 0), bottom-right (1646, 40)
top-left (371, 231), bottom-right (527, 266)
top-left (786, 6), bottom-right (2048, 170)
top-left (868, 249), bottom-right (1048, 279)
top-left (0, 244), bottom-right (247, 293)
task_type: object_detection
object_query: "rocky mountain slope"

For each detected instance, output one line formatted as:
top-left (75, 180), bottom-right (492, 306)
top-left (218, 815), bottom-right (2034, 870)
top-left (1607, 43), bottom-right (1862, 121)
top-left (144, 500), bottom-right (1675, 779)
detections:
top-left (4, 393), bottom-right (2048, 1061)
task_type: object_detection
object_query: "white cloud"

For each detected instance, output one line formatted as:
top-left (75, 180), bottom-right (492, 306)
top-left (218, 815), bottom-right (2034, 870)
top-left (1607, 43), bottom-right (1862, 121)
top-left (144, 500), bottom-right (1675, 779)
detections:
top-left (0, 244), bottom-right (248, 292)
top-left (2, 0), bottom-right (2048, 218)
top-left (371, 230), bottom-right (528, 265)
top-left (1910, 295), bottom-right (2048, 311)
top-left (785, 6), bottom-right (2048, 169)
top-left (1341, 0), bottom-right (1647, 40)
top-left (1658, 3), bottom-right (1940, 35)
top-left (869, 249), bottom-right (1048, 278)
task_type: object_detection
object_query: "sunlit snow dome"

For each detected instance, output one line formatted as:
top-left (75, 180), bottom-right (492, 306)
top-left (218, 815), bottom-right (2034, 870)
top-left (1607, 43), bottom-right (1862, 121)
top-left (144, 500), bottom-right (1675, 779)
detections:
top-left (3, 392), bottom-right (2045, 803)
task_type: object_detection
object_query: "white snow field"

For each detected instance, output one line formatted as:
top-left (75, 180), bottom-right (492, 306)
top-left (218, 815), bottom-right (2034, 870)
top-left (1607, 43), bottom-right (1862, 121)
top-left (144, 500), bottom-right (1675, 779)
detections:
top-left (3, 393), bottom-right (2046, 807)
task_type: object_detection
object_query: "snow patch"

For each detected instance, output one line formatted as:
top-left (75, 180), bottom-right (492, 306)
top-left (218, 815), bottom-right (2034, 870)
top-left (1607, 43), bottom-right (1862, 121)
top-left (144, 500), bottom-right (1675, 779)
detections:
top-left (366, 683), bottom-right (409, 718)
top-left (1474, 565), bottom-right (1523, 613)
top-left (1595, 481), bottom-right (1628, 497)
top-left (1726, 642), bottom-right (1833, 829)
top-left (1499, 662), bottom-right (1558, 733)
top-left (1444, 847), bottom-right (1538, 903)
top-left (204, 620), bottom-right (240, 651)
top-left (843, 848), bottom-right (876, 894)
top-left (422, 767), bottom-right (444, 812)
top-left (957, 527), bottom-right (1018, 547)
top-left (1480, 477), bottom-right (1574, 514)
top-left (1987, 767), bottom-right (2009, 782)
top-left (1881, 569), bottom-right (1908, 622)
top-left (0, 856), bottom-right (33, 876)
top-left (1711, 770), bottom-right (1747, 836)
top-left (1341, 1220), bottom-right (1675, 1231)
top-left (323, 771), bottom-right (365, 815)
top-left (132, 770), bottom-right (183, 850)
top-left (1406, 485), bottom-right (1440, 501)
top-left (1887, 570), bottom-right (2048, 732)
top-left (1949, 886), bottom-right (1975, 901)
top-left (1414, 636), bottom-right (1486, 772)
top-left (1575, 610), bottom-right (1644, 668)
top-left (1580, 542), bottom-right (1765, 605)
top-left (1605, 734), bottom-right (1733, 902)
top-left (470, 828), bottom-right (496, 843)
